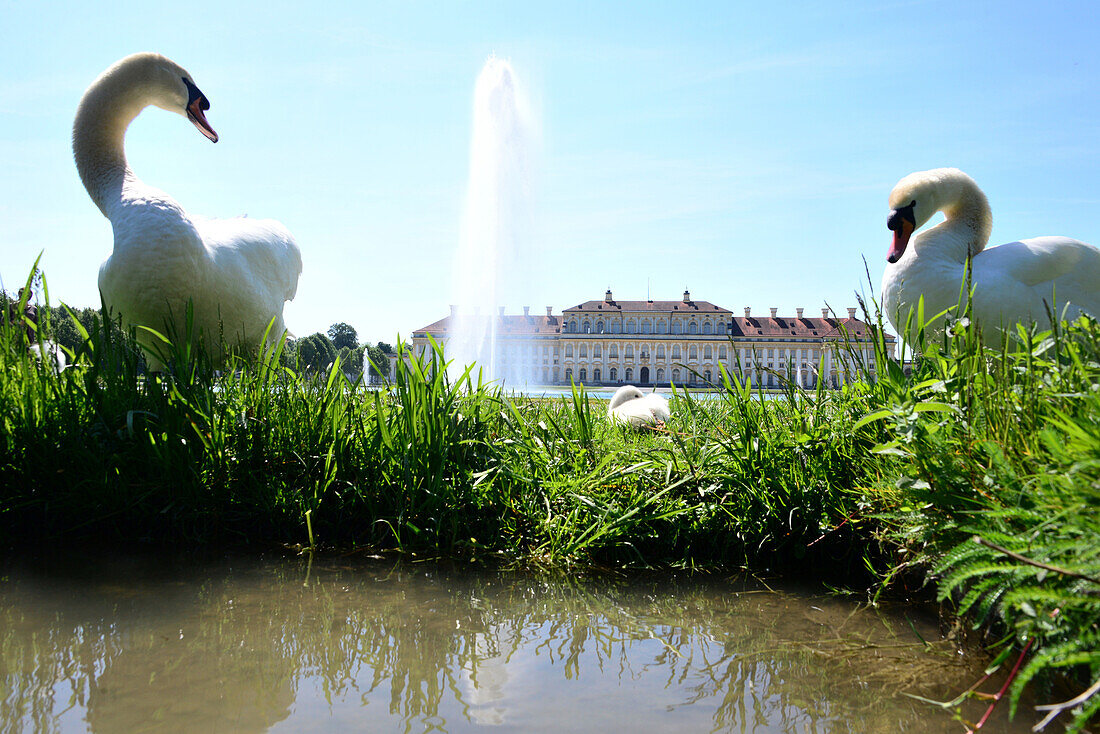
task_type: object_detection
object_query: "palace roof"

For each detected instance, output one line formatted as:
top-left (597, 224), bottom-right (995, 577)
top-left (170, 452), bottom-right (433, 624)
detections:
top-left (412, 312), bottom-right (884, 340)
top-left (729, 315), bottom-right (875, 339)
top-left (413, 313), bottom-right (561, 337)
top-left (564, 300), bottom-right (729, 313)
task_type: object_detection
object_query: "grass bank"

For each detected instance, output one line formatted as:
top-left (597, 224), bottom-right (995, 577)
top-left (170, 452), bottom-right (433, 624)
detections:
top-left (1, 282), bottom-right (1098, 730)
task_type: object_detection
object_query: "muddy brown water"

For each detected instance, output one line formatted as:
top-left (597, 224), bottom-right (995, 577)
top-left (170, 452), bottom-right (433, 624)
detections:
top-left (0, 553), bottom-right (1034, 733)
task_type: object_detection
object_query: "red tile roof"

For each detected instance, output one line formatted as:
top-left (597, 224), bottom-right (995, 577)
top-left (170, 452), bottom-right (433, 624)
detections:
top-left (729, 316), bottom-right (877, 339)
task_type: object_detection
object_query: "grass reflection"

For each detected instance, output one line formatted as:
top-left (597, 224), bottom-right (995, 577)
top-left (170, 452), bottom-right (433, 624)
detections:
top-left (0, 555), bottom-right (1026, 733)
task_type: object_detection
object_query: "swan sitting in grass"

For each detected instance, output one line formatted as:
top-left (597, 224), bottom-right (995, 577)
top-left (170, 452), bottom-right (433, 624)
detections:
top-left (73, 52), bottom-right (302, 369)
top-left (881, 168), bottom-right (1100, 347)
top-left (28, 340), bottom-right (68, 371)
top-left (607, 385), bottom-right (670, 429)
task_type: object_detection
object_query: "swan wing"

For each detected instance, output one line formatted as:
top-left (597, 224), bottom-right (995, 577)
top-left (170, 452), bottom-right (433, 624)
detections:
top-left (195, 216), bottom-right (303, 302)
top-left (976, 238), bottom-right (1096, 287)
top-left (643, 393), bottom-right (671, 422)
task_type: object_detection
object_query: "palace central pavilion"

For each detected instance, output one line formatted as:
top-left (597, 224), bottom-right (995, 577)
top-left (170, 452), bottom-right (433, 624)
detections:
top-left (410, 290), bottom-right (894, 388)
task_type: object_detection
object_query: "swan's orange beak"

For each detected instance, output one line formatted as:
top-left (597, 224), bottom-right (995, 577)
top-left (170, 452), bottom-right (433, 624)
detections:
top-left (187, 96), bottom-right (218, 143)
top-left (887, 219), bottom-right (913, 263)
top-left (182, 77), bottom-right (218, 143)
top-left (886, 200), bottom-right (917, 263)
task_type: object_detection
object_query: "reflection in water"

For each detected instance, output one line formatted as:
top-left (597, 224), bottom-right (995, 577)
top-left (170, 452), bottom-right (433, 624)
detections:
top-left (0, 554), bottom-right (1032, 733)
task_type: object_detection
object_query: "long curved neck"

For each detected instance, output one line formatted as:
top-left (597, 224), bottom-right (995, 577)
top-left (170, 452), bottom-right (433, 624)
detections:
top-left (926, 174), bottom-right (993, 262)
top-left (73, 68), bottom-right (152, 217)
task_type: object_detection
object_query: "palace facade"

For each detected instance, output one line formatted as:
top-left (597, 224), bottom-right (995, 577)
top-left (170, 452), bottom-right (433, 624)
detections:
top-left (409, 290), bottom-right (894, 388)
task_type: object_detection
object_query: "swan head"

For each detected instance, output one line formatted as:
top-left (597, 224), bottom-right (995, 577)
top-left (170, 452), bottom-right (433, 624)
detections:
top-left (110, 53), bottom-right (219, 143)
top-left (153, 55), bottom-right (218, 143)
top-left (608, 385), bottom-right (645, 411)
top-left (886, 168), bottom-right (981, 263)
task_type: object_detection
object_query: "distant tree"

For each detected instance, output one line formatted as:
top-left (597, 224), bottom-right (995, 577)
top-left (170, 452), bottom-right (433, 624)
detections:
top-left (336, 345), bottom-right (365, 380)
top-left (366, 344), bottom-right (391, 380)
top-left (297, 332), bottom-right (337, 373)
top-left (281, 337), bottom-right (298, 368)
top-left (327, 322), bottom-right (358, 351)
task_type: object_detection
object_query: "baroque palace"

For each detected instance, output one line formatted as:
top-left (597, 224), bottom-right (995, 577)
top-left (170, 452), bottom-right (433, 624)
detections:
top-left (409, 290), bottom-right (894, 388)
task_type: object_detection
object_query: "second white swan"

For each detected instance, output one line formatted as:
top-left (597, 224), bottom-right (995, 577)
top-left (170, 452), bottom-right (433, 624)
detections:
top-left (608, 385), bottom-right (671, 429)
top-left (881, 168), bottom-right (1100, 347)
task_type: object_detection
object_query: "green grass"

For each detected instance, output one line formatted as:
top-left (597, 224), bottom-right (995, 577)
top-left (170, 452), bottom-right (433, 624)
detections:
top-left (1, 272), bottom-right (1098, 730)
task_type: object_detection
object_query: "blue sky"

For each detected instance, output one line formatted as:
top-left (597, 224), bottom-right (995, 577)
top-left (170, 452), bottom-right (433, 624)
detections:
top-left (2, 0), bottom-right (1098, 343)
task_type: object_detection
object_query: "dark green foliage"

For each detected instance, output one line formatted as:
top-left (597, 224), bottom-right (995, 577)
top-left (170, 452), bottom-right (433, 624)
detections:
top-left (854, 301), bottom-right (1100, 731)
top-left (295, 332), bottom-right (337, 373)
top-left (365, 343), bottom-right (391, 379)
top-left (327, 322), bottom-right (358, 350)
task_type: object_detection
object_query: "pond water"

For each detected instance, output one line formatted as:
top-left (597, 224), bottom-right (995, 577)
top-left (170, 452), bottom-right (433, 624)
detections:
top-left (506, 385), bottom-right (756, 400)
top-left (0, 553), bottom-right (1033, 733)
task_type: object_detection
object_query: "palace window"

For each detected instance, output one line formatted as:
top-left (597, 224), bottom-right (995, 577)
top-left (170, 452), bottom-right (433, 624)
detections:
top-left (625, 345), bottom-right (634, 358)
top-left (672, 345), bottom-right (681, 359)
top-left (703, 322), bottom-right (713, 335)
top-left (597, 320), bottom-right (605, 333)
top-left (689, 345), bottom-right (698, 359)
top-left (579, 345), bottom-right (587, 357)
top-left (583, 321), bottom-right (591, 334)
top-left (672, 368), bottom-right (681, 384)
top-left (579, 368), bottom-right (587, 381)
top-left (593, 368), bottom-right (601, 381)
top-left (657, 345), bottom-right (665, 359)
top-left (625, 368), bottom-right (633, 381)
top-left (594, 344), bottom-right (602, 358)
top-left (689, 322), bottom-right (698, 335)
top-left (569, 319), bottom-right (578, 333)
top-left (656, 368), bottom-right (664, 383)
top-left (704, 370), bottom-right (712, 383)
top-left (610, 368), bottom-right (617, 381)
top-left (657, 319), bottom-right (667, 334)
top-left (718, 322), bottom-right (727, 334)
top-left (626, 320), bottom-right (636, 334)
top-left (719, 345), bottom-right (727, 359)
top-left (565, 368), bottom-right (573, 381)
top-left (672, 321), bottom-right (682, 334)
top-left (609, 345), bottom-right (618, 358)
top-left (642, 320), bottom-right (652, 334)
top-left (704, 345), bottom-right (712, 359)
top-left (565, 344), bottom-right (573, 357)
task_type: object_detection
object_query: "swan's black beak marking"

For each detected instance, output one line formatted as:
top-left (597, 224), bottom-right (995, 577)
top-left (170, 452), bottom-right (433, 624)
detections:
top-left (886, 199), bottom-right (916, 263)
top-left (183, 77), bottom-right (219, 143)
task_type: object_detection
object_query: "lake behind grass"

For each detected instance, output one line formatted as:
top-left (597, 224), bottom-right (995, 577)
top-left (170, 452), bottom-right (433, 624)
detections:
top-left (0, 552), bottom-right (1033, 733)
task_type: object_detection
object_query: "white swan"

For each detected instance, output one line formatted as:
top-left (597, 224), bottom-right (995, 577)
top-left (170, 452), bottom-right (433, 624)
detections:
top-left (881, 168), bottom-right (1100, 347)
top-left (28, 340), bottom-right (68, 371)
top-left (74, 53), bottom-right (302, 369)
top-left (607, 385), bottom-right (671, 429)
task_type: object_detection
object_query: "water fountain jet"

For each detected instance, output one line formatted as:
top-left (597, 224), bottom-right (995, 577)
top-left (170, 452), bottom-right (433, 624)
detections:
top-left (448, 56), bottom-right (536, 384)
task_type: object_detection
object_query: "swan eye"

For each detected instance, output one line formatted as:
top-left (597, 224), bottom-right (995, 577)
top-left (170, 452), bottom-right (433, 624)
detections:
top-left (887, 199), bottom-right (917, 231)
top-left (181, 77), bottom-right (210, 111)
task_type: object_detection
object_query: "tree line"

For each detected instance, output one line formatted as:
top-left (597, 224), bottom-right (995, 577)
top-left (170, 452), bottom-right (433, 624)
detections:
top-left (2, 290), bottom-right (392, 380)
top-left (296, 322), bottom-right (394, 380)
